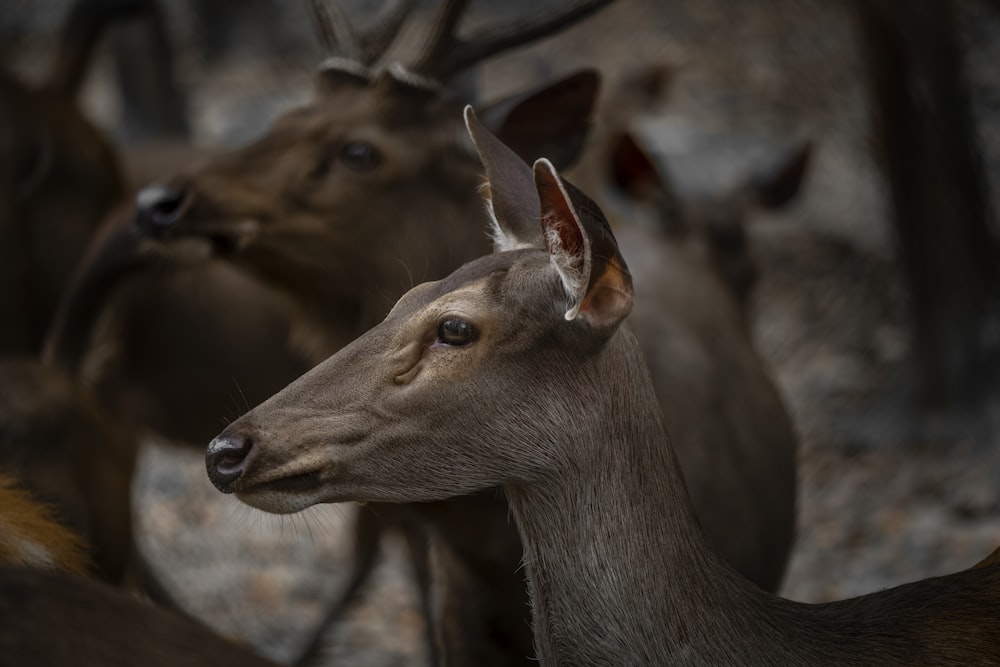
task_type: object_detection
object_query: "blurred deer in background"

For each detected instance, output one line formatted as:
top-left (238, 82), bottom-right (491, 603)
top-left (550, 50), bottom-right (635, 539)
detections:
top-left (0, 0), bottom-right (198, 357)
top-left (48, 0), bottom-right (804, 663)
top-left (208, 108), bottom-right (1000, 667)
top-left (0, 0), bottom-right (128, 355)
top-left (0, 475), bottom-right (91, 576)
top-left (0, 360), bottom-right (136, 586)
top-left (0, 567), bottom-right (282, 667)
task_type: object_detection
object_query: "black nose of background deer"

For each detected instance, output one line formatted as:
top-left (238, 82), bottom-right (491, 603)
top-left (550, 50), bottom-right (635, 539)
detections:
top-left (135, 184), bottom-right (187, 238)
top-left (206, 434), bottom-right (254, 493)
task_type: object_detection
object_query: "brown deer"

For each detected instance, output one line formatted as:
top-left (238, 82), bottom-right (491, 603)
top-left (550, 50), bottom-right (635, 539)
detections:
top-left (207, 109), bottom-right (1000, 666)
top-left (75, 0), bottom-right (799, 584)
top-left (0, 475), bottom-right (91, 576)
top-left (0, 567), bottom-right (281, 667)
top-left (49, 65), bottom-right (603, 667)
top-left (45, 3), bottom-right (614, 663)
top-left (0, 0), bottom-right (124, 355)
top-left (54, 0), bottom-right (797, 660)
top-left (0, 0), bottom-right (203, 357)
top-left (0, 359), bottom-right (135, 585)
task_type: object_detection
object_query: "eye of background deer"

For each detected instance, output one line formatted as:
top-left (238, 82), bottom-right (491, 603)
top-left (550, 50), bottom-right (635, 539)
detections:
top-left (340, 141), bottom-right (382, 171)
top-left (436, 318), bottom-right (477, 346)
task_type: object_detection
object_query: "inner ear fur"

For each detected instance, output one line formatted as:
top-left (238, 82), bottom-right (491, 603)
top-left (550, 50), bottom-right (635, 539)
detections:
top-left (465, 106), bottom-right (543, 251)
top-left (533, 159), bottom-right (633, 333)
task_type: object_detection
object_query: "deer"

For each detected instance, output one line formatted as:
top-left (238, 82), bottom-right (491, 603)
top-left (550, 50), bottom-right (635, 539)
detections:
top-left (44, 3), bottom-right (618, 662)
top-left (207, 107), bottom-right (1000, 666)
top-left (51, 0), bottom-right (799, 661)
top-left (0, 1), bottom-right (123, 356)
top-left (48, 65), bottom-right (602, 667)
top-left (0, 359), bottom-right (136, 586)
top-left (0, 0), bottom-right (197, 357)
top-left (0, 567), bottom-right (282, 667)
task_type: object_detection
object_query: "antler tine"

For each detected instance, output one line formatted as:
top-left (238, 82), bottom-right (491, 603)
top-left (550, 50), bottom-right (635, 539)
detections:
top-left (356, 0), bottom-right (417, 66)
top-left (413, 0), bottom-right (616, 81)
top-left (411, 0), bottom-right (472, 77)
top-left (309, 0), bottom-right (361, 60)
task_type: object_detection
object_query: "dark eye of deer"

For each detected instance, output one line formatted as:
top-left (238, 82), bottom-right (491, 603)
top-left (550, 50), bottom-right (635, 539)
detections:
top-left (436, 318), bottom-right (477, 346)
top-left (340, 141), bottom-right (381, 171)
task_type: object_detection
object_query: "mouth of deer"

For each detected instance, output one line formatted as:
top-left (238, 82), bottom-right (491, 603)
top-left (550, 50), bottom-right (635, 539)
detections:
top-left (249, 469), bottom-right (324, 495)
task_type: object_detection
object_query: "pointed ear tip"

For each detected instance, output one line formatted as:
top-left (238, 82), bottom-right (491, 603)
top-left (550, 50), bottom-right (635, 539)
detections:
top-left (532, 158), bottom-right (558, 177)
top-left (463, 105), bottom-right (478, 128)
top-left (463, 105), bottom-right (482, 144)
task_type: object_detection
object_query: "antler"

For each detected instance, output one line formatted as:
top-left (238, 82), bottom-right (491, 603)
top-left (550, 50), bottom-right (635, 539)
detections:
top-left (310, 0), bottom-right (415, 66)
top-left (412, 0), bottom-right (616, 81)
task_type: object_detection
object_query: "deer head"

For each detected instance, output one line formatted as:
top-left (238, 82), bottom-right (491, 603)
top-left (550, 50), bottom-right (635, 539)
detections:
top-left (206, 107), bottom-right (635, 510)
top-left (132, 1), bottom-right (611, 349)
top-left (45, 2), bottom-right (606, 445)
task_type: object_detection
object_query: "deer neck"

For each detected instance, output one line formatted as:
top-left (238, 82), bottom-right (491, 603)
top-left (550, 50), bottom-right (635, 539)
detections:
top-left (504, 326), bottom-right (774, 666)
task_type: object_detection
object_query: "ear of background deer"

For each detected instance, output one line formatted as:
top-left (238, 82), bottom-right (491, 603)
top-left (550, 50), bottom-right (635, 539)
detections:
top-left (610, 130), bottom-right (667, 202)
top-left (609, 130), bottom-right (684, 233)
top-left (479, 69), bottom-right (600, 170)
top-left (45, 0), bottom-right (146, 98)
top-left (747, 140), bottom-right (812, 210)
top-left (464, 106), bottom-right (542, 251)
top-left (534, 158), bottom-right (633, 329)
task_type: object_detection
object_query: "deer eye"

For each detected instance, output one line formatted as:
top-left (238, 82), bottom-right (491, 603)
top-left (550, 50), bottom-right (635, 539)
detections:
top-left (340, 141), bottom-right (382, 171)
top-left (436, 318), bottom-right (477, 347)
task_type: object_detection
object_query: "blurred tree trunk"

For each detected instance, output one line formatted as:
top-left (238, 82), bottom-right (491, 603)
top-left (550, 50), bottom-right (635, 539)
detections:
top-left (853, 0), bottom-right (999, 409)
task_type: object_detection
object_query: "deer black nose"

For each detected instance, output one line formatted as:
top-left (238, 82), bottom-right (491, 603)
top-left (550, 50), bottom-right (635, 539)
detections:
top-left (206, 434), bottom-right (254, 493)
top-left (135, 184), bottom-right (188, 238)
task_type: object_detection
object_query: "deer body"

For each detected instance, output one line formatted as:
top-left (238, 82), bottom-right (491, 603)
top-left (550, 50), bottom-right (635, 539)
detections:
top-left (208, 111), bottom-right (1000, 666)
top-left (0, 567), bottom-right (281, 667)
top-left (0, 475), bottom-right (91, 576)
top-left (0, 359), bottom-right (134, 585)
top-left (0, 0), bottom-right (190, 355)
top-left (615, 221), bottom-right (797, 590)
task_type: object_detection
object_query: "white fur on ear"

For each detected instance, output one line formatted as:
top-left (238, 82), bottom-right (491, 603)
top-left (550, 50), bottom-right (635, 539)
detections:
top-left (479, 184), bottom-right (516, 253)
top-left (464, 106), bottom-right (542, 253)
top-left (534, 158), bottom-right (591, 321)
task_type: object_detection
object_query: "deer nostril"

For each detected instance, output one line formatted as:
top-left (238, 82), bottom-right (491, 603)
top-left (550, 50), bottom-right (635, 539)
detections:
top-left (205, 434), bottom-right (254, 493)
top-left (135, 184), bottom-right (188, 238)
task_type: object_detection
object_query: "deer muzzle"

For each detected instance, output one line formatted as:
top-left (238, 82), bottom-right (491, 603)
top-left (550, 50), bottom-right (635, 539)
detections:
top-left (135, 183), bottom-right (189, 238)
top-left (205, 433), bottom-right (254, 493)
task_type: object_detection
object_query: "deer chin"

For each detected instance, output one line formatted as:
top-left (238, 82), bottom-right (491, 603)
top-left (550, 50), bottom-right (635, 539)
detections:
top-left (233, 469), bottom-right (329, 515)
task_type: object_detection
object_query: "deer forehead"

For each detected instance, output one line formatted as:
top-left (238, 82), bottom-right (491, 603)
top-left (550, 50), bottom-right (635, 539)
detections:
top-left (388, 277), bottom-right (498, 330)
top-left (386, 250), bottom-right (550, 326)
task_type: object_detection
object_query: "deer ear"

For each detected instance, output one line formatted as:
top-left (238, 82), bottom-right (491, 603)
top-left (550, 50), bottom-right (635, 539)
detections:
top-left (533, 159), bottom-right (633, 334)
top-left (480, 69), bottom-right (600, 171)
top-left (746, 140), bottom-right (811, 210)
top-left (609, 131), bottom-right (684, 234)
top-left (464, 106), bottom-right (542, 251)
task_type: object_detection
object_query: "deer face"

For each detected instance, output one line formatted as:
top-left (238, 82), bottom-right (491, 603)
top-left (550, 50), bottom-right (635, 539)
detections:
top-left (206, 110), bottom-right (633, 513)
top-left (135, 66), bottom-right (486, 329)
top-left (205, 250), bottom-right (560, 511)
